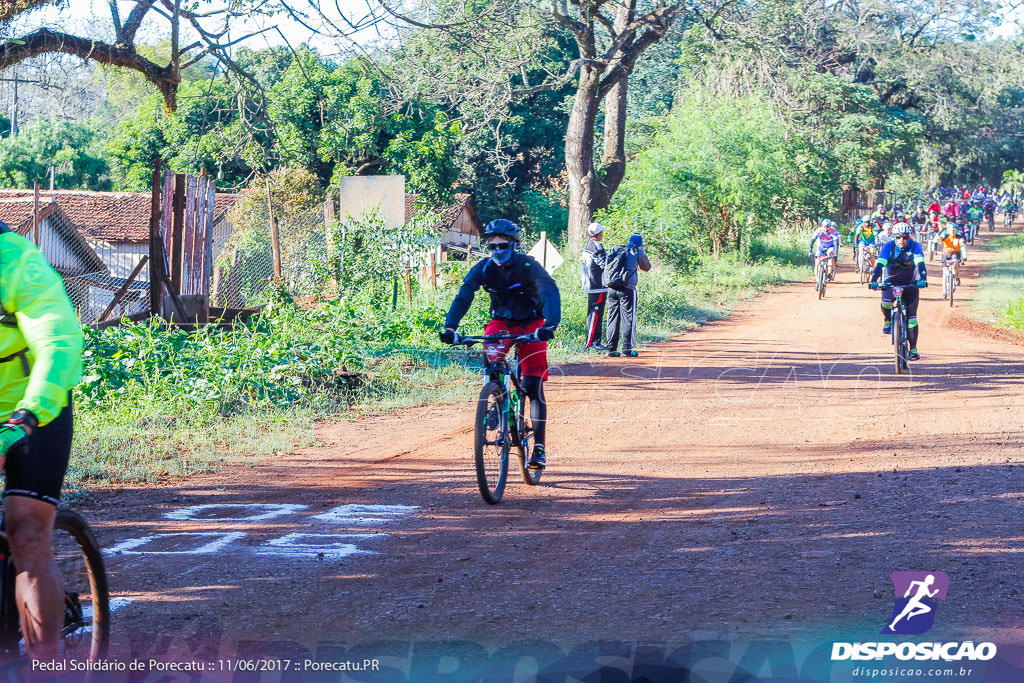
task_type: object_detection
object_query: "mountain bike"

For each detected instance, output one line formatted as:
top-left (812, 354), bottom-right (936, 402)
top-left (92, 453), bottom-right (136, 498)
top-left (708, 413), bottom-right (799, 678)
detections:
top-left (927, 232), bottom-right (941, 261)
top-left (456, 333), bottom-right (542, 504)
top-left (967, 221), bottom-right (978, 244)
top-left (857, 245), bottom-right (876, 284)
top-left (1005, 211), bottom-right (1015, 230)
top-left (0, 508), bottom-right (109, 664)
top-left (941, 255), bottom-right (959, 307)
top-left (813, 255), bottom-right (830, 299)
top-left (869, 281), bottom-right (926, 375)
top-left (986, 212), bottom-right (995, 232)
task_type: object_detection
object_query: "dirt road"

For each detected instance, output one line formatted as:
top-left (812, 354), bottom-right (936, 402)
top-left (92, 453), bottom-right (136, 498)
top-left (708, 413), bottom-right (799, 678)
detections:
top-left (73, 224), bottom-right (1024, 680)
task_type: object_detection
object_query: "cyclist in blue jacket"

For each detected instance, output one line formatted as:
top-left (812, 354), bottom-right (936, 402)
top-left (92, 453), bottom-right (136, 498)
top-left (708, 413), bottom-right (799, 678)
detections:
top-left (870, 223), bottom-right (927, 360)
top-left (441, 220), bottom-right (560, 470)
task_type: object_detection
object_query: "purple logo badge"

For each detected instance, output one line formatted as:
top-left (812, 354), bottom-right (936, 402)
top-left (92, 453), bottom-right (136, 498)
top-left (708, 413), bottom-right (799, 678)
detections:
top-left (883, 571), bottom-right (949, 635)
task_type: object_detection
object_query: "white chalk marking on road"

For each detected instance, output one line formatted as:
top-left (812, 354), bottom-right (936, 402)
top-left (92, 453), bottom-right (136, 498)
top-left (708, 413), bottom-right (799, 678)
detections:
top-left (70, 598), bottom-right (135, 640)
top-left (255, 533), bottom-right (387, 559)
top-left (312, 504), bottom-right (419, 526)
top-left (164, 503), bottom-right (308, 522)
top-left (105, 532), bottom-right (247, 556)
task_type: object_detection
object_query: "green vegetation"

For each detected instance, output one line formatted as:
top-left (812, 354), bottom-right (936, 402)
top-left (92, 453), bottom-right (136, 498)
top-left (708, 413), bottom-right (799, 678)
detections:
top-left (970, 231), bottom-right (1024, 332)
top-left (71, 222), bottom-right (807, 486)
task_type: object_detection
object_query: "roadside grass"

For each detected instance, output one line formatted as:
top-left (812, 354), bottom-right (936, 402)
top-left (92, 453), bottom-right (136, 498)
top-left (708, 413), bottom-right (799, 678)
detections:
top-left (68, 225), bottom-right (809, 489)
top-left (967, 231), bottom-right (1024, 331)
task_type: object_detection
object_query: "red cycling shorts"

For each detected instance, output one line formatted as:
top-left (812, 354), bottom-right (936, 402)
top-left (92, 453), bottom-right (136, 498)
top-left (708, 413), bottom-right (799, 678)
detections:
top-left (484, 319), bottom-right (548, 380)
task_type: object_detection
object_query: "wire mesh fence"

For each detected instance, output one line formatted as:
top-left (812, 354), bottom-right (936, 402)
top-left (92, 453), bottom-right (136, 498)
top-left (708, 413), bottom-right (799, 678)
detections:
top-left (211, 204), bottom-right (327, 309)
top-left (0, 193), bottom-right (152, 325)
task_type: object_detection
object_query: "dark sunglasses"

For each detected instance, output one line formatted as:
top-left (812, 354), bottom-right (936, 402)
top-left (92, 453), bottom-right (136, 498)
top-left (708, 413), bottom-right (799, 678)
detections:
top-left (487, 242), bottom-right (513, 251)
top-left (895, 234), bottom-right (910, 239)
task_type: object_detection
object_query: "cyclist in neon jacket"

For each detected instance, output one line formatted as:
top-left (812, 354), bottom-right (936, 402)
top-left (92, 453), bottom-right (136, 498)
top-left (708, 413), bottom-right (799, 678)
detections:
top-left (870, 224), bottom-right (927, 360)
top-left (0, 220), bottom-right (84, 660)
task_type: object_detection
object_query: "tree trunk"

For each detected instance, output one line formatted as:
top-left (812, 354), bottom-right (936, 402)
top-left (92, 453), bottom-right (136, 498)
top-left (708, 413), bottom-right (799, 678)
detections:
top-left (566, 67), bottom-right (603, 254)
top-left (594, 76), bottom-right (628, 214)
top-left (593, 2), bottom-right (632, 215)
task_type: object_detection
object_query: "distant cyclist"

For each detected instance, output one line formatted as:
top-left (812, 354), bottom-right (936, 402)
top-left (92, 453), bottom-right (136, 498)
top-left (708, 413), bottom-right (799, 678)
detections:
top-left (870, 224), bottom-right (927, 361)
top-left (0, 220), bottom-right (84, 660)
top-left (876, 221), bottom-right (894, 250)
top-left (809, 219), bottom-right (841, 284)
top-left (440, 219), bottom-right (561, 470)
top-left (940, 222), bottom-right (966, 286)
top-left (853, 221), bottom-right (877, 270)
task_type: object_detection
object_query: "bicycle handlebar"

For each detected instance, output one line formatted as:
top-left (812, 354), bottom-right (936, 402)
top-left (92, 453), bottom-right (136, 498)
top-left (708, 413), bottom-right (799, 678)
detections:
top-left (868, 281), bottom-right (928, 290)
top-left (456, 333), bottom-right (537, 347)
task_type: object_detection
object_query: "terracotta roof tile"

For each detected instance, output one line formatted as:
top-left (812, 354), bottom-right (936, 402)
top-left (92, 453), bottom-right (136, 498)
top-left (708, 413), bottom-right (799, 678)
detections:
top-left (405, 193), bottom-right (476, 232)
top-left (0, 198), bottom-right (105, 272)
top-left (0, 189), bottom-right (237, 243)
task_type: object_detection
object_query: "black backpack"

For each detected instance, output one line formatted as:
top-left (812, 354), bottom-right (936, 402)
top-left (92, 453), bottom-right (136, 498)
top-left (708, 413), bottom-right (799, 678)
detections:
top-left (601, 246), bottom-right (632, 290)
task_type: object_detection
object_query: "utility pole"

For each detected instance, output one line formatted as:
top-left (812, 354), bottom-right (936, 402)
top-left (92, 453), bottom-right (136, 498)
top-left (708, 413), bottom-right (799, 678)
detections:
top-left (0, 73), bottom-right (40, 137)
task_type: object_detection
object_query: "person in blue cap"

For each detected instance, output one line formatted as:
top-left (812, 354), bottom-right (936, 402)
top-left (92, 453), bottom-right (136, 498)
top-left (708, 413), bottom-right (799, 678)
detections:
top-left (603, 232), bottom-right (651, 358)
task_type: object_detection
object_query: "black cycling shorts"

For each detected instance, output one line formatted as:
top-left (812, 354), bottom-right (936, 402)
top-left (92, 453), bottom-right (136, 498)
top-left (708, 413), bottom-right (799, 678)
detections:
top-left (3, 399), bottom-right (73, 507)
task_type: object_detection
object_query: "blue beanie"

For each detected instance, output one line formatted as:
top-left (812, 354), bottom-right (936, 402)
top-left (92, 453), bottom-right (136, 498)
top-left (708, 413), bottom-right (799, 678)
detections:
top-left (628, 233), bottom-right (643, 248)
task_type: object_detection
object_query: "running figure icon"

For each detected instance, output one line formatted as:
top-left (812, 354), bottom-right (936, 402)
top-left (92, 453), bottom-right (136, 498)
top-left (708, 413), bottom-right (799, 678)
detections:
top-left (883, 571), bottom-right (949, 635)
top-left (888, 574), bottom-right (938, 632)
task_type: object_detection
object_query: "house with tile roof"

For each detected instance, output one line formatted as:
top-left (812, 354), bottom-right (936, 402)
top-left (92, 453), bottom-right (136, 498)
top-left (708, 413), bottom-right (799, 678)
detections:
top-left (404, 192), bottom-right (483, 255)
top-left (0, 189), bottom-right (237, 282)
top-left (0, 197), bottom-right (107, 277)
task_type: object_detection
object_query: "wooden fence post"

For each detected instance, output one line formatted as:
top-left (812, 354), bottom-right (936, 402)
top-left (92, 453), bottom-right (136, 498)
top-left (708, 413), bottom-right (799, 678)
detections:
top-left (324, 197), bottom-right (337, 291)
top-left (32, 181), bottom-right (39, 245)
top-left (170, 174), bottom-right (185, 291)
top-left (430, 251), bottom-right (437, 289)
top-left (149, 166), bottom-right (162, 315)
top-left (265, 176), bottom-right (283, 279)
top-left (405, 264), bottom-right (412, 302)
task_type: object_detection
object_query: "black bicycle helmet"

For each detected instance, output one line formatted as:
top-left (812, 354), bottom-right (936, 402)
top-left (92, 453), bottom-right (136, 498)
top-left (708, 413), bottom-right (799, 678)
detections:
top-left (483, 219), bottom-right (521, 241)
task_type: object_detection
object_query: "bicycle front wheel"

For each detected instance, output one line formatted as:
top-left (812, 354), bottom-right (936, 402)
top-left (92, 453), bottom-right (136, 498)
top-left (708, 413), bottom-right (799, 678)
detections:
top-left (53, 509), bottom-right (110, 662)
top-left (893, 308), bottom-right (905, 375)
top-left (817, 264), bottom-right (826, 299)
top-left (474, 381), bottom-right (510, 504)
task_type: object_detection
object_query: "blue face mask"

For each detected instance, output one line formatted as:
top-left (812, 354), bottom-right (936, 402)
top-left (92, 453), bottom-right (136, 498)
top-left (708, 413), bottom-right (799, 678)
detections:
top-left (490, 244), bottom-right (514, 265)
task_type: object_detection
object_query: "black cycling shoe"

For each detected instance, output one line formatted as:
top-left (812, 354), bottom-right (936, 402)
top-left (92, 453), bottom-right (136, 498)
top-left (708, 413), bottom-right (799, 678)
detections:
top-left (527, 446), bottom-right (546, 469)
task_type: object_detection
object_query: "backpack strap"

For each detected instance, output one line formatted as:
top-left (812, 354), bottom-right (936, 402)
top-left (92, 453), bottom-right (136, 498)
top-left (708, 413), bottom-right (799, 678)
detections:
top-left (0, 348), bottom-right (29, 376)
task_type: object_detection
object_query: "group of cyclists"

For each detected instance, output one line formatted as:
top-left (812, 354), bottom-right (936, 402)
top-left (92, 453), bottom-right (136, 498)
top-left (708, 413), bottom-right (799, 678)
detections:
top-left (808, 185), bottom-right (1020, 361)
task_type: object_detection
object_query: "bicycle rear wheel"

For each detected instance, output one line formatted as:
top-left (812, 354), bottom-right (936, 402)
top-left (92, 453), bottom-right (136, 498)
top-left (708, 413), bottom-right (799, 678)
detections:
top-left (474, 381), bottom-right (509, 504)
top-left (512, 394), bottom-right (541, 486)
top-left (53, 509), bottom-right (110, 662)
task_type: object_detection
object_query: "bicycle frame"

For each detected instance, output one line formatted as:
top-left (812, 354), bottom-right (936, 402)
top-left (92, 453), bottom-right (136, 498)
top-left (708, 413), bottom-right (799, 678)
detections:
top-left (872, 282), bottom-right (925, 374)
top-left (461, 333), bottom-right (533, 447)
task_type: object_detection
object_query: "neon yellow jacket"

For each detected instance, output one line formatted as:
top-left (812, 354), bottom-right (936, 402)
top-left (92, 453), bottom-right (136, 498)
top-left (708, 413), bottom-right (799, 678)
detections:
top-left (0, 231), bottom-right (83, 426)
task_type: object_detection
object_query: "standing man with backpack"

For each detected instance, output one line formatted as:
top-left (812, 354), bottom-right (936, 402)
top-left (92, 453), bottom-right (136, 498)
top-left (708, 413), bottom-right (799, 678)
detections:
top-left (580, 222), bottom-right (608, 350)
top-left (603, 233), bottom-right (651, 358)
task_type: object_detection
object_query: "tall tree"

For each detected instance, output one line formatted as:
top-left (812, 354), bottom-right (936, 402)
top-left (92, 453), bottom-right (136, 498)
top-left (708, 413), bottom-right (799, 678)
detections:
top-left (354, 0), bottom-right (728, 251)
